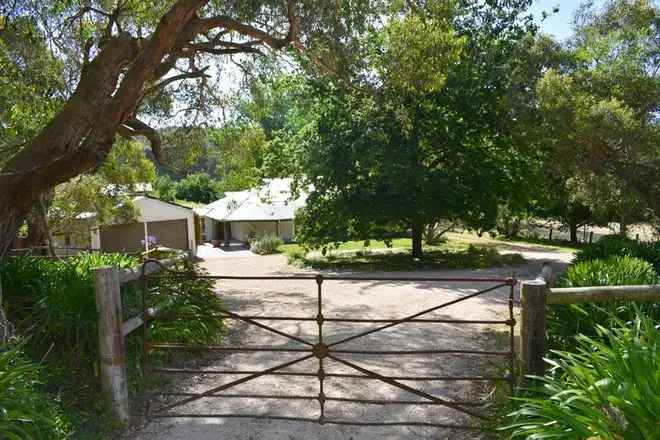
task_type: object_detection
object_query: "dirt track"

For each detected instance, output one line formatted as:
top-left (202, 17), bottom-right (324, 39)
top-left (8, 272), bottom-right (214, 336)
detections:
top-left (133, 245), bottom-right (572, 440)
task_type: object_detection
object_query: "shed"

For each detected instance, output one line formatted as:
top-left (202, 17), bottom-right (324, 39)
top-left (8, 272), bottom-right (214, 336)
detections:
top-left (90, 196), bottom-right (197, 254)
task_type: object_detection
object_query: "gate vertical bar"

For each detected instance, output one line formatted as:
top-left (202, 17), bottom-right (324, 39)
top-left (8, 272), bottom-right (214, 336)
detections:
top-left (315, 274), bottom-right (326, 424)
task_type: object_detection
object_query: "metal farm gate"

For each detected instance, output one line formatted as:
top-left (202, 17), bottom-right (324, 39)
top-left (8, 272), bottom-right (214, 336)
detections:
top-left (139, 262), bottom-right (517, 430)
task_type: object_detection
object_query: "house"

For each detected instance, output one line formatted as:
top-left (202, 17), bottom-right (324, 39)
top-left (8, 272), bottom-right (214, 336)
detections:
top-left (86, 196), bottom-right (197, 254)
top-left (194, 178), bottom-right (306, 245)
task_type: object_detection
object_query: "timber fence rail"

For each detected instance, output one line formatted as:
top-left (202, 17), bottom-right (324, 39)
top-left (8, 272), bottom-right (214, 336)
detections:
top-left (520, 274), bottom-right (660, 378)
top-left (93, 254), bottom-right (187, 423)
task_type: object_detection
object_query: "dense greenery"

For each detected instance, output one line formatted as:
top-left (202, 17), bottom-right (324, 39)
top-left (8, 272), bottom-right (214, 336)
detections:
top-left (151, 123), bottom-right (269, 204)
top-left (0, 253), bottom-right (224, 437)
top-left (548, 255), bottom-right (659, 351)
top-left (505, 312), bottom-right (659, 439)
top-left (535, 0), bottom-right (660, 231)
top-left (249, 233), bottom-right (283, 255)
top-left (0, 343), bottom-right (70, 440)
top-left (504, 217), bottom-right (660, 438)
top-left (562, 255), bottom-right (658, 288)
top-left (0, 253), bottom-right (139, 364)
top-left (284, 1), bottom-right (536, 257)
top-left (575, 235), bottom-right (660, 272)
top-left (153, 172), bottom-right (222, 204)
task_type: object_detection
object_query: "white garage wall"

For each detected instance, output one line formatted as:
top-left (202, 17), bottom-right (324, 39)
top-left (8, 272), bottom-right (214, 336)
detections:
top-left (133, 197), bottom-right (196, 254)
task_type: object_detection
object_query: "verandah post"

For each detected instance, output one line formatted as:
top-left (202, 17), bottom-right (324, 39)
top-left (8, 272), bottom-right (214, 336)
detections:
top-left (520, 278), bottom-right (548, 379)
top-left (94, 266), bottom-right (129, 423)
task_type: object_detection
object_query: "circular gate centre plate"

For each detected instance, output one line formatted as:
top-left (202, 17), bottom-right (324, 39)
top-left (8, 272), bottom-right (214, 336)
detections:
top-left (312, 342), bottom-right (329, 359)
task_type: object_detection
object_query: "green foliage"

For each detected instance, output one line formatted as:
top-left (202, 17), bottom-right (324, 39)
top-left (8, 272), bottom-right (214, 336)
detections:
top-left (536, 0), bottom-right (660, 223)
top-left (0, 16), bottom-right (64, 167)
top-left (208, 124), bottom-right (266, 191)
top-left (249, 234), bottom-right (283, 255)
top-left (0, 254), bottom-right (225, 362)
top-left (173, 172), bottom-right (222, 204)
top-left (49, 138), bottom-right (156, 240)
top-left (0, 342), bottom-right (70, 440)
top-left (549, 256), bottom-right (659, 351)
top-left (0, 253), bottom-right (139, 365)
top-left (576, 235), bottom-right (660, 272)
top-left (159, 127), bottom-right (209, 174)
top-left (99, 138), bottom-right (156, 187)
top-left (378, 7), bottom-right (465, 93)
top-left (284, 2), bottom-right (535, 254)
top-left (147, 262), bottom-right (224, 346)
top-left (285, 242), bottom-right (524, 271)
top-left (504, 312), bottom-right (660, 440)
top-left (562, 256), bottom-right (658, 288)
top-left (152, 174), bottom-right (177, 202)
top-left (0, 254), bottom-right (225, 437)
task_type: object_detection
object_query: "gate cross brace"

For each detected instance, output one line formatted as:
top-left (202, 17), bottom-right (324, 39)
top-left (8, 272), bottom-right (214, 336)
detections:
top-left (328, 282), bottom-right (510, 347)
top-left (156, 354), bottom-right (314, 413)
top-left (328, 354), bottom-right (487, 420)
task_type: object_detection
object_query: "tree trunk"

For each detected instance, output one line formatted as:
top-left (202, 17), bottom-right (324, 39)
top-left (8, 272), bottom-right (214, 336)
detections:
top-left (0, 0), bottom-right (207, 258)
top-left (24, 191), bottom-right (55, 255)
top-left (411, 221), bottom-right (423, 259)
top-left (569, 222), bottom-right (578, 243)
top-left (26, 213), bottom-right (49, 255)
top-left (0, 200), bottom-right (26, 257)
top-left (619, 216), bottom-right (628, 237)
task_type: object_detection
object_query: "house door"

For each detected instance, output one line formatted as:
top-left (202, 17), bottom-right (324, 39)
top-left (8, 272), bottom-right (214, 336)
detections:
top-left (217, 221), bottom-right (225, 241)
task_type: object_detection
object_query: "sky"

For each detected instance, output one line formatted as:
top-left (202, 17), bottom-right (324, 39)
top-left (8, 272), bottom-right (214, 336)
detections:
top-left (528, 0), bottom-right (608, 41)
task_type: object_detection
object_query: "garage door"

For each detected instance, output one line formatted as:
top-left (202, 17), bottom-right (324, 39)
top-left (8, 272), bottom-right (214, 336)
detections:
top-left (146, 219), bottom-right (189, 251)
top-left (99, 219), bottom-right (189, 253)
top-left (99, 223), bottom-right (144, 253)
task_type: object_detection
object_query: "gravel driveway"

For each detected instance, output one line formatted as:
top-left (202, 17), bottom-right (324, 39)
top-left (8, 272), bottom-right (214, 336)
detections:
top-left (134, 245), bottom-right (572, 440)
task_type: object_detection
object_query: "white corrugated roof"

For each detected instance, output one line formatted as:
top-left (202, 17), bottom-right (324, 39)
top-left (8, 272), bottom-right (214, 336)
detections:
top-left (195, 178), bottom-right (306, 222)
top-left (193, 191), bottom-right (250, 218)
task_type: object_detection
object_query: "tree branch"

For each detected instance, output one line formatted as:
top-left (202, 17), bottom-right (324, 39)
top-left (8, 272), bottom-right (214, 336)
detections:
top-left (144, 66), bottom-right (210, 96)
top-left (179, 42), bottom-right (264, 56)
top-left (119, 118), bottom-right (163, 163)
top-left (197, 0), bottom-right (298, 50)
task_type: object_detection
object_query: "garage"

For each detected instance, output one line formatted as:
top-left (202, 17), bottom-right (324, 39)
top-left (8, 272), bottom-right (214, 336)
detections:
top-left (99, 219), bottom-right (190, 253)
top-left (92, 196), bottom-right (197, 254)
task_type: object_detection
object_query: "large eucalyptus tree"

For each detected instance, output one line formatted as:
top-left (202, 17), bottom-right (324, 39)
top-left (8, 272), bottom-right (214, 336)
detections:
top-left (0, 0), bottom-right (379, 256)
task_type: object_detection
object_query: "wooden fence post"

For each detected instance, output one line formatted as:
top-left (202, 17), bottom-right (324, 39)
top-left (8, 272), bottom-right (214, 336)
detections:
top-left (93, 266), bottom-right (129, 423)
top-left (521, 278), bottom-right (548, 379)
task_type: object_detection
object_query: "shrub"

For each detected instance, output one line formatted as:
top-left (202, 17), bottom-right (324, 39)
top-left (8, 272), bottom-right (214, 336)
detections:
top-left (0, 253), bottom-right (139, 365)
top-left (576, 235), bottom-right (660, 272)
top-left (147, 262), bottom-right (224, 346)
top-left (561, 255), bottom-right (657, 287)
top-left (250, 233), bottom-right (283, 255)
top-left (549, 256), bottom-right (659, 351)
top-left (504, 312), bottom-right (660, 439)
top-left (0, 342), bottom-right (70, 439)
top-left (0, 255), bottom-right (225, 437)
top-left (0, 254), bottom-right (223, 357)
top-left (173, 172), bottom-right (222, 204)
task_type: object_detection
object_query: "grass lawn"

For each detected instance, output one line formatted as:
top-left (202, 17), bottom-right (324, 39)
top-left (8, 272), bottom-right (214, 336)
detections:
top-left (277, 232), bottom-right (546, 271)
